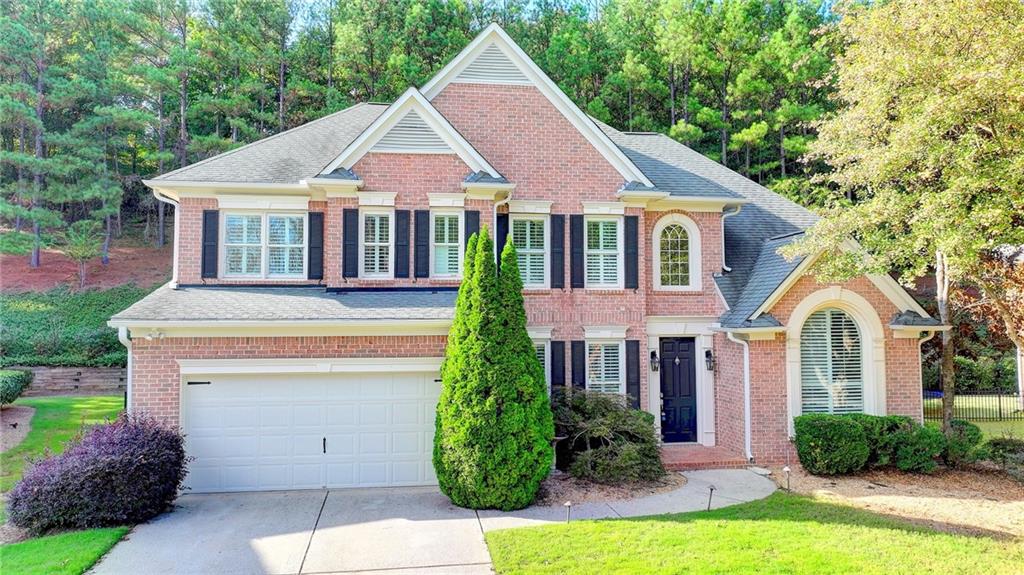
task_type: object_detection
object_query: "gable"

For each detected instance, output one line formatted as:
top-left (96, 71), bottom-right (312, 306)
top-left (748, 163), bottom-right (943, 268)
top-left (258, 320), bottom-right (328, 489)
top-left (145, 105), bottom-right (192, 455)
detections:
top-left (421, 24), bottom-right (652, 188)
top-left (371, 109), bottom-right (452, 153)
top-left (320, 88), bottom-right (499, 179)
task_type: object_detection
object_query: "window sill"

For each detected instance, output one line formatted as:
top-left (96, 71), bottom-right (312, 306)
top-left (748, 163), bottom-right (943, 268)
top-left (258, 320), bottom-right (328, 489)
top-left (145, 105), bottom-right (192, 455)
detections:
top-left (652, 286), bottom-right (703, 293)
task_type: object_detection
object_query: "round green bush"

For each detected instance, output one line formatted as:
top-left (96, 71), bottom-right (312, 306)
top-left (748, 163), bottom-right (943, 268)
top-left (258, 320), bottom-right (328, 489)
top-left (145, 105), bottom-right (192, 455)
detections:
top-left (894, 425), bottom-right (946, 473)
top-left (793, 414), bottom-right (870, 475)
top-left (0, 369), bottom-right (32, 405)
top-left (942, 419), bottom-right (984, 467)
top-left (433, 231), bottom-right (554, 511)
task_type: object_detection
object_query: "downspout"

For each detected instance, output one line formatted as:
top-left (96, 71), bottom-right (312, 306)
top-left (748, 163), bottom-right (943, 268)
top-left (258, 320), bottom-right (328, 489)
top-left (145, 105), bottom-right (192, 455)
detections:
top-left (118, 326), bottom-right (132, 414)
top-left (720, 205), bottom-right (742, 272)
top-left (727, 331), bottom-right (753, 462)
top-left (153, 189), bottom-right (180, 288)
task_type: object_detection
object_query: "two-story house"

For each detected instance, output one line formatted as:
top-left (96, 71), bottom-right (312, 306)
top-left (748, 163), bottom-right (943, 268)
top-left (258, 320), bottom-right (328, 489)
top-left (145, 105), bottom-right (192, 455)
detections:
top-left (110, 24), bottom-right (945, 493)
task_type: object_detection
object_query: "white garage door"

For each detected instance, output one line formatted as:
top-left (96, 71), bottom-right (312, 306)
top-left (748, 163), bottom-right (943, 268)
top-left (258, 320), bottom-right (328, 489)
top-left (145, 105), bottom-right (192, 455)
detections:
top-left (183, 371), bottom-right (440, 492)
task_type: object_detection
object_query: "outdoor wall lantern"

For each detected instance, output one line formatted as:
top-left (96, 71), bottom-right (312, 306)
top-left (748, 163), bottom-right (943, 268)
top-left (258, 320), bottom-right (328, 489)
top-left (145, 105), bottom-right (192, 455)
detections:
top-left (705, 349), bottom-right (716, 371)
top-left (650, 350), bottom-right (659, 372)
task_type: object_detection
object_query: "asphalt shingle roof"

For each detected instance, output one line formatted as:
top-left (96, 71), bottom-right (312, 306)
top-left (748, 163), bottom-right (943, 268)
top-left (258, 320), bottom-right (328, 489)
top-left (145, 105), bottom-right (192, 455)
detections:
top-left (717, 233), bottom-right (806, 328)
top-left (111, 286), bottom-right (456, 323)
top-left (153, 103), bottom-right (388, 184)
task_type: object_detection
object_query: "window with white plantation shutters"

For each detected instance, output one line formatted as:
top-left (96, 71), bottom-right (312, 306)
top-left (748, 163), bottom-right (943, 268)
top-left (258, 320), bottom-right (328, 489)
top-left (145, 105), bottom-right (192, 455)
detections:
top-left (362, 212), bottom-right (391, 276)
top-left (268, 215), bottom-right (304, 276)
top-left (587, 342), bottom-right (624, 394)
top-left (800, 308), bottom-right (864, 414)
top-left (512, 218), bottom-right (545, 286)
top-left (432, 213), bottom-right (461, 276)
top-left (224, 214), bottom-right (263, 276)
top-left (585, 218), bottom-right (620, 288)
top-left (533, 341), bottom-right (550, 393)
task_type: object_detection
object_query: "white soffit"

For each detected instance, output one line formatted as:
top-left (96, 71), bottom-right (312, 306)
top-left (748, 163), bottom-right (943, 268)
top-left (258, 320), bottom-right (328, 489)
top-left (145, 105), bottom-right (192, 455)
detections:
top-left (320, 88), bottom-right (500, 178)
top-left (420, 24), bottom-right (654, 188)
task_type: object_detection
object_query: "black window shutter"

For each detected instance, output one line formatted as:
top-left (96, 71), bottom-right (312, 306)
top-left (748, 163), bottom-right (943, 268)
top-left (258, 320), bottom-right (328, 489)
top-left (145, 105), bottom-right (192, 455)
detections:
top-left (342, 209), bottom-right (359, 278)
top-left (569, 215), bottom-right (584, 288)
top-left (394, 210), bottom-right (410, 278)
top-left (571, 340), bottom-right (586, 389)
top-left (307, 212), bottom-right (324, 280)
top-left (414, 210), bottom-right (430, 278)
top-left (201, 210), bottom-right (219, 279)
top-left (625, 215), bottom-right (639, 289)
top-left (550, 214), bottom-right (565, 288)
top-left (626, 340), bottom-right (640, 408)
top-left (465, 210), bottom-right (480, 248)
top-left (495, 213), bottom-right (509, 270)
top-left (550, 341), bottom-right (565, 387)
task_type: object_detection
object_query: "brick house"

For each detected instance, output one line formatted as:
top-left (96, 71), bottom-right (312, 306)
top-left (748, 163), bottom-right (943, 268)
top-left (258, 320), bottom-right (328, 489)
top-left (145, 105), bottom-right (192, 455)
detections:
top-left (111, 24), bottom-right (945, 493)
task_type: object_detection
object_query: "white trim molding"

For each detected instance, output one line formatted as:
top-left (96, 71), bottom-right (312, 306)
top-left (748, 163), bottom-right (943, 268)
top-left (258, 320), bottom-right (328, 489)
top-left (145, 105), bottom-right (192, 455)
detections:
top-left (420, 23), bottom-right (653, 188)
top-left (617, 190), bottom-right (746, 213)
top-left (428, 193), bottom-right (466, 208)
top-left (582, 201), bottom-right (625, 216)
top-left (526, 326), bottom-right (553, 340)
top-left (321, 88), bottom-right (501, 179)
top-left (357, 192), bottom-right (397, 207)
top-left (108, 319), bottom-right (453, 339)
top-left (652, 213), bottom-right (703, 292)
top-left (508, 199), bottom-right (553, 214)
top-left (785, 287), bottom-right (888, 434)
top-left (583, 325), bottom-right (628, 340)
top-left (178, 356), bottom-right (443, 376)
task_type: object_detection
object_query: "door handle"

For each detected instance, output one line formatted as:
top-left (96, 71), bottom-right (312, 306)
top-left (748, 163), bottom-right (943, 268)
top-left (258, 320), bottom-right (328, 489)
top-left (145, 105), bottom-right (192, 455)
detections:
top-left (322, 437), bottom-right (326, 454)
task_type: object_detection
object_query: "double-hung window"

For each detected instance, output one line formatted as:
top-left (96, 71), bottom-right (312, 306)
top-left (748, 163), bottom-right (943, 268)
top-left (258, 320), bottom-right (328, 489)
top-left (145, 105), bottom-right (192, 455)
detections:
top-left (585, 217), bottom-right (622, 288)
top-left (431, 212), bottom-right (462, 277)
top-left (532, 339), bottom-right (550, 394)
top-left (512, 217), bottom-right (546, 287)
top-left (223, 213), bottom-right (305, 278)
top-left (586, 341), bottom-right (624, 394)
top-left (361, 210), bottom-right (392, 277)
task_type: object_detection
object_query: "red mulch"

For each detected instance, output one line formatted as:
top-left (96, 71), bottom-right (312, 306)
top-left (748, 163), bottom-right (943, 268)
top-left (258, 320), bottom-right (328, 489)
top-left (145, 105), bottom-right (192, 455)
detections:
top-left (0, 245), bottom-right (172, 293)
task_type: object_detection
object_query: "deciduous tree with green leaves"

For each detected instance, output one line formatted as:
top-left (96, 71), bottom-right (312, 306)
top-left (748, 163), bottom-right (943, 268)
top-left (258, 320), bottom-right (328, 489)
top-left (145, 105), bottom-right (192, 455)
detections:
top-left (433, 228), bottom-right (554, 511)
top-left (783, 0), bottom-right (1024, 431)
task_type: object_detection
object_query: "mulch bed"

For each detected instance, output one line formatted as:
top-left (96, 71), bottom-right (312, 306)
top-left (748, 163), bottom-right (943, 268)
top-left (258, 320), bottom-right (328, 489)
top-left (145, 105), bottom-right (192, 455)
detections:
top-left (772, 465), bottom-right (1024, 539)
top-left (535, 470), bottom-right (687, 506)
top-left (1, 245), bottom-right (171, 293)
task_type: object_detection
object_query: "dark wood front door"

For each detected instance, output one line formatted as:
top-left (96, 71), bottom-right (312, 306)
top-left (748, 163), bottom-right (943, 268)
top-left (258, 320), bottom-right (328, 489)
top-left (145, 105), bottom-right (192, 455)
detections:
top-left (660, 337), bottom-right (697, 443)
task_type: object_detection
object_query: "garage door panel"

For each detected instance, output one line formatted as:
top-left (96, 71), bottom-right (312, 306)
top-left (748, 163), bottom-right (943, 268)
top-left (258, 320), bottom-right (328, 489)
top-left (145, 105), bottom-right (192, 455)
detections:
top-left (184, 370), bottom-right (440, 492)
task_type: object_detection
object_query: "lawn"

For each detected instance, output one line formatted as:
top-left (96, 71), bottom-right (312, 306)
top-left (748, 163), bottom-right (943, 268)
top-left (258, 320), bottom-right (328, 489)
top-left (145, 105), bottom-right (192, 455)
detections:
top-left (485, 492), bottom-right (1024, 575)
top-left (1, 395), bottom-right (127, 575)
top-left (923, 394), bottom-right (1024, 439)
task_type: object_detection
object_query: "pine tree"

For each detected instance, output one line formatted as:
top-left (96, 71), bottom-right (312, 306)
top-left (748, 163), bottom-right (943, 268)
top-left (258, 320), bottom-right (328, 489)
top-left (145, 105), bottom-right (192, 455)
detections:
top-left (433, 228), bottom-right (553, 510)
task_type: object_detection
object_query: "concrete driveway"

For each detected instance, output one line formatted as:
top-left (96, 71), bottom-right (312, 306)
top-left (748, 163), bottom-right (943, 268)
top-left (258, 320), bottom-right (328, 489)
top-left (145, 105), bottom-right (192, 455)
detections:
top-left (91, 469), bottom-right (775, 575)
top-left (91, 487), bottom-right (492, 575)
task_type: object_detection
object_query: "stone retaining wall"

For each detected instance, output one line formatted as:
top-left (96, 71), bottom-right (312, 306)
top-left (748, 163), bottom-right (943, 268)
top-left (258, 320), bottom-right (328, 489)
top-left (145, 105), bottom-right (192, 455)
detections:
top-left (11, 366), bottom-right (127, 396)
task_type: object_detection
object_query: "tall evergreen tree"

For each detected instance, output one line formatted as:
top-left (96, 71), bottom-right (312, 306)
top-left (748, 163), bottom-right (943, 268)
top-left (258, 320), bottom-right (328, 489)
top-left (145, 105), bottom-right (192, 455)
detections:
top-left (434, 229), bottom-right (553, 510)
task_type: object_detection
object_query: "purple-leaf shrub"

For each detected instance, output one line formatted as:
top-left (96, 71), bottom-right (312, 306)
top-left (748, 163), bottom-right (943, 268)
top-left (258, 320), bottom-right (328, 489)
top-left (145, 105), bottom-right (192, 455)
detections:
top-left (8, 413), bottom-right (190, 534)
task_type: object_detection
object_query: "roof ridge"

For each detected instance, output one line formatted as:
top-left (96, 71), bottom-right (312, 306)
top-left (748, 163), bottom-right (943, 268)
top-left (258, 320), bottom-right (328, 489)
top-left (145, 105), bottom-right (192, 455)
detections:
top-left (152, 102), bottom-right (382, 181)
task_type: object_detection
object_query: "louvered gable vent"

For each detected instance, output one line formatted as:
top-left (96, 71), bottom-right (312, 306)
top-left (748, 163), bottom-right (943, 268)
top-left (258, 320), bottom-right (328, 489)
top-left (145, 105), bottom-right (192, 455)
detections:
top-left (454, 43), bottom-right (530, 85)
top-left (371, 110), bottom-right (452, 153)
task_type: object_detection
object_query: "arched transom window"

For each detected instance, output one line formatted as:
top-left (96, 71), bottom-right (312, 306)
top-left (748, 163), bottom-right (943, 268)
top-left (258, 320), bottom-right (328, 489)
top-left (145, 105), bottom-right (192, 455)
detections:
top-left (659, 224), bottom-right (690, 286)
top-left (653, 214), bottom-right (700, 290)
top-left (800, 308), bottom-right (864, 414)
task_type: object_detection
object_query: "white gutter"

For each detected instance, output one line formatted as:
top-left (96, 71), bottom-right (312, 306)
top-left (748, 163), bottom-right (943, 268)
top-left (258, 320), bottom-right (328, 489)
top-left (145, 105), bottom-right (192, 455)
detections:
top-left (152, 189), bottom-right (180, 288)
top-left (726, 331), bottom-right (753, 462)
top-left (720, 205), bottom-right (743, 272)
top-left (117, 326), bottom-right (132, 414)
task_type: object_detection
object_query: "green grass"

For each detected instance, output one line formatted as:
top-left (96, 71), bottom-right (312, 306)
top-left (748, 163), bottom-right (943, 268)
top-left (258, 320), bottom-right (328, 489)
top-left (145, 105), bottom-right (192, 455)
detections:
top-left (975, 419), bottom-right (1024, 439)
top-left (485, 492), bottom-right (1024, 574)
top-left (1, 395), bottom-right (123, 492)
top-left (923, 395), bottom-right (1024, 439)
top-left (0, 527), bottom-right (128, 575)
top-left (0, 285), bottom-right (153, 368)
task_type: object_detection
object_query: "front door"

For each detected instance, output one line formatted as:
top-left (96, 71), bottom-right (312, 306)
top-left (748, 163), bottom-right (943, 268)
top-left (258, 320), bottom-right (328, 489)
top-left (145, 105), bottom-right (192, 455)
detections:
top-left (660, 337), bottom-right (697, 443)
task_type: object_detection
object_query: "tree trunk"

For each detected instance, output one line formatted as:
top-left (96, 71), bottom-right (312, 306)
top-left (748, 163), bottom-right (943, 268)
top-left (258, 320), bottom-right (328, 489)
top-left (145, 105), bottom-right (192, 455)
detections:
top-left (682, 63), bottom-right (691, 124)
top-left (669, 63), bottom-right (676, 127)
top-left (102, 213), bottom-right (111, 265)
top-left (779, 126), bottom-right (786, 178)
top-left (936, 250), bottom-right (955, 432)
top-left (156, 91), bottom-right (166, 248)
top-left (177, 14), bottom-right (188, 169)
top-left (30, 48), bottom-right (46, 269)
top-left (326, 0), bottom-right (334, 90)
top-left (720, 95), bottom-right (728, 165)
top-left (79, 261), bottom-right (87, 289)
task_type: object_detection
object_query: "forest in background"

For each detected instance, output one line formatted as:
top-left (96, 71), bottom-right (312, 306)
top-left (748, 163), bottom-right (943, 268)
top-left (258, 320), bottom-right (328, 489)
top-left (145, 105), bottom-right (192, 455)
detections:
top-left (0, 0), bottom-right (837, 261)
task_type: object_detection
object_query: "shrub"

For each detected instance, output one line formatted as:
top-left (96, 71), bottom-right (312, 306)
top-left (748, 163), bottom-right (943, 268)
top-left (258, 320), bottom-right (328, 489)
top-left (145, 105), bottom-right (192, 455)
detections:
top-left (893, 425), bottom-right (946, 473)
top-left (987, 437), bottom-right (1024, 482)
top-left (433, 231), bottom-right (554, 511)
top-left (0, 369), bottom-right (32, 404)
top-left (794, 414), bottom-right (870, 475)
top-left (553, 388), bottom-right (664, 484)
top-left (7, 413), bottom-right (189, 534)
top-left (842, 414), bottom-right (913, 467)
top-left (942, 419), bottom-right (984, 467)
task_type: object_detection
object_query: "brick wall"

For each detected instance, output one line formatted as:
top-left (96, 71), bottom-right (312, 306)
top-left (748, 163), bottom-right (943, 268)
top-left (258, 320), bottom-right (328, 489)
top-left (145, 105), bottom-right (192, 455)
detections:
top-left (131, 335), bottom-right (448, 426)
top-left (746, 275), bottom-right (924, 464)
top-left (712, 334), bottom-right (746, 456)
top-left (644, 209), bottom-right (726, 317)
